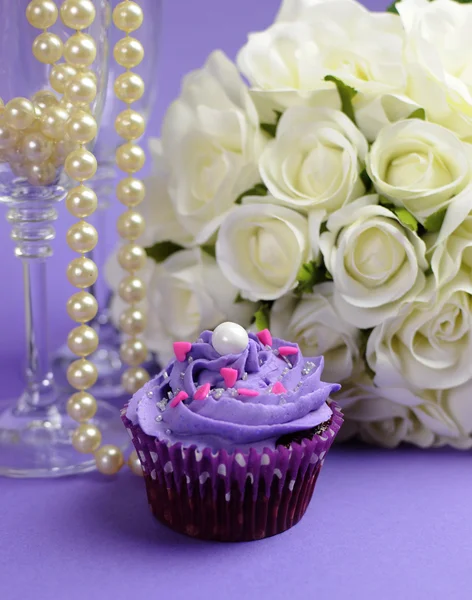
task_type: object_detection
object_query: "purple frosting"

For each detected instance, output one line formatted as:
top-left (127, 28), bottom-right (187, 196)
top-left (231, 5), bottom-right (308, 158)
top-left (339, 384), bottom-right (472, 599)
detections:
top-left (126, 330), bottom-right (339, 452)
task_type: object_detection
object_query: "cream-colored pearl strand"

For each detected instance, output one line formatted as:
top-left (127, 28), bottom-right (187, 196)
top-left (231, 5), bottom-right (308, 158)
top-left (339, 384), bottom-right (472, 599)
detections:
top-left (113, 0), bottom-right (150, 402)
top-left (62, 0), bottom-right (147, 476)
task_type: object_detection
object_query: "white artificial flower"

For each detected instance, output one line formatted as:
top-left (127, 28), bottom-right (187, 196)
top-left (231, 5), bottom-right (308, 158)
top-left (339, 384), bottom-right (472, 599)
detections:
top-left (397, 0), bottom-right (472, 141)
top-left (336, 376), bottom-right (469, 448)
top-left (427, 185), bottom-right (472, 287)
top-left (270, 283), bottom-right (362, 383)
top-left (160, 51), bottom-right (267, 245)
top-left (367, 273), bottom-right (472, 391)
top-left (216, 200), bottom-right (310, 301)
top-left (319, 195), bottom-right (428, 328)
top-left (107, 248), bottom-right (254, 363)
top-left (238, 0), bottom-right (405, 118)
top-left (367, 119), bottom-right (472, 223)
top-left (259, 106), bottom-right (367, 215)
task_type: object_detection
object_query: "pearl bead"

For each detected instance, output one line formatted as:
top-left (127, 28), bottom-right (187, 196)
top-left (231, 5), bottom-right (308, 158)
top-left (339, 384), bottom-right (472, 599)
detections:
top-left (64, 33), bottom-right (97, 68)
top-left (49, 63), bottom-right (77, 94)
top-left (26, 0), bottom-right (58, 29)
top-left (32, 32), bottom-right (63, 64)
top-left (66, 391), bottom-right (97, 422)
top-left (119, 307), bottom-right (147, 336)
top-left (114, 72), bottom-right (145, 104)
top-left (118, 275), bottom-right (146, 303)
top-left (66, 185), bottom-right (98, 218)
top-left (21, 132), bottom-right (53, 163)
top-left (64, 73), bottom-right (97, 105)
top-left (40, 106), bottom-right (69, 140)
top-left (117, 210), bottom-right (145, 241)
top-left (31, 90), bottom-right (59, 113)
top-left (122, 367), bottom-right (150, 394)
top-left (116, 177), bottom-right (145, 207)
top-left (95, 445), bottom-right (124, 475)
top-left (67, 324), bottom-right (99, 357)
top-left (66, 220), bottom-right (98, 253)
top-left (66, 110), bottom-right (97, 144)
top-left (67, 291), bottom-right (98, 323)
top-left (60, 0), bottom-right (96, 30)
top-left (67, 358), bottom-right (98, 390)
top-left (0, 119), bottom-right (20, 151)
top-left (26, 161), bottom-right (56, 186)
top-left (5, 98), bottom-right (36, 131)
top-left (117, 243), bottom-right (147, 272)
top-left (116, 143), bottom-right (145, 174)
top-left (65, 148), bottom-right (97, 181)
top-left (72, 423), bottom-right (101, 454)
top-left (114, 109), bottom-right (145, 141)
top-left (113, 37), bottom-right (144, 69)
top-left (53, 138), bottom-right (80, 167)
top-left (120, 338), bottom-right (148, 367)
top-left (127, 450), bottom-right (144, 477)
top-left (67, 256), bottom-right (98, 288)
top-left (113, 1), bottom-right (143, 33)
top-left (212, 322), bottom-right (249, 355)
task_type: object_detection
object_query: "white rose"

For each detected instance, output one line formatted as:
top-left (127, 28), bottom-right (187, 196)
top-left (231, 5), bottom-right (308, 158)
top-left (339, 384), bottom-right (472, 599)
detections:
top-left (367, 273), bottom-right (472, 390)
top-left (108, 248), bottom-right (254, 364)
top-left (238, 1), bottom-right (405, 118)
top-left (427, 185), bottom-right (472, 287)
top-left (161, 51), bottom-right (266, 245)
top-left (259, 107), bottom-right (367, 214)
top-left (397, 0), bottom-right (472, 140)
top-left (367, 119), bottom-right (471, 223)
top-left (216, 201), bottom-right (310, 301)
top-left (355, 93), bottom-right (421, 143)
top-left (270, 283), bottom-right (362, 383)
top-left (337, 378), bottom-right (465, 448)
top-left (319, 195), bottom-right (428, 328)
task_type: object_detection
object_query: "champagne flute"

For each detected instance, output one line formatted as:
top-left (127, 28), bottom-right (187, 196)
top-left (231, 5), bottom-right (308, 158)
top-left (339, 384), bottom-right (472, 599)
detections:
top-left (0, 0), bottom-right (125, 478)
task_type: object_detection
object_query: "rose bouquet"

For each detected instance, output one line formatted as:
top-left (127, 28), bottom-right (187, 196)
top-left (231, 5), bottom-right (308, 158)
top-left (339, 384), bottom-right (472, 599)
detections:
top-left (107, 0), bottom-right (472, 448)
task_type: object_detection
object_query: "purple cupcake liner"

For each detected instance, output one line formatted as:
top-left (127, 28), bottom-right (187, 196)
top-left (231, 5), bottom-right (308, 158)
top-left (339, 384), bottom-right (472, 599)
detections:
top-left (122, 402), bottom-right (343, 542)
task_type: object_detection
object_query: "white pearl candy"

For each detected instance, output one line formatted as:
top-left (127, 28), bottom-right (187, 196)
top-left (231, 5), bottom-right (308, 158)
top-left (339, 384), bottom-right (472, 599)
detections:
top-left (212, 322), bottom-right (249, 356)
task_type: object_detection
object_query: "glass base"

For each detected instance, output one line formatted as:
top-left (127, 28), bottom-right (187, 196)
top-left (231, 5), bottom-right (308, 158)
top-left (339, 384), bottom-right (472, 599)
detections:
top-left (52, 321), bottom-right (159, 401)
top-left (0, 395), bottom-right (129, 478)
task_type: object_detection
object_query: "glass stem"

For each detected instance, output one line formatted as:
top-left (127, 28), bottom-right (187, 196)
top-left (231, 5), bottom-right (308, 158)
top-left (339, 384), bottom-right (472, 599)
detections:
top-left (21, 256), bottom-right (56, 410)
top-left (7, 195), bottom-right (62, 415)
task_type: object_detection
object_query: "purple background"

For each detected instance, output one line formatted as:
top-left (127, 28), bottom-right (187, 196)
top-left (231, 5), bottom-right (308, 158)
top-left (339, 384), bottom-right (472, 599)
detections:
top-left (1, 1), bottom-right (471, 599)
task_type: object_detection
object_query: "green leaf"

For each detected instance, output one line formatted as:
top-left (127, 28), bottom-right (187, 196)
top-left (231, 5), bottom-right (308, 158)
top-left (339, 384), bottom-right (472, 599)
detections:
top-left (235, 182), bottom-right (268, 205)
top-left (360, 168), bottom-right (372, 191)
top-left (260, 110), bottom-right (283, 138)
top-left (424, 209), bottom-right (447, 233)
top-left (386, 1), bottom-right (399, 14)
top-left (253, 303), bottom-right (272, 331)
top-left (324, 75), bottom-right (358, 124)
top-left (408, 108), bottom-right (426, 120)
top-left (393, 208), bottom-right (418, 232)
top-left (201, 244), bottom-right (216, 258)
top-left (295, 260), bottom-right (332, 295)
top-left (234, 293), bottom-right (245, 304)
top-left (145, 241), bottom-right (184, 263)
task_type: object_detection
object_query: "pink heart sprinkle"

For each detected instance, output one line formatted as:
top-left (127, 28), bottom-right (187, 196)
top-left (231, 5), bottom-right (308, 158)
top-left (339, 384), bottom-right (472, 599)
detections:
top-left (272, 381), bottom-right (287, 394)
top-left (278, 346), bottom-right (298, 356)
top-left (194, 383), bottom-right (211, 401)
top-left (257, 329), bottom-right (273, 347)
top-left (170, 390), bottom-right (189, 408)
top-left (173, 341), bottom-right (192, 362)
top-left (237, 388), bottom-right (259, 397)
top-left (220, 367), bottom-right (238, 388)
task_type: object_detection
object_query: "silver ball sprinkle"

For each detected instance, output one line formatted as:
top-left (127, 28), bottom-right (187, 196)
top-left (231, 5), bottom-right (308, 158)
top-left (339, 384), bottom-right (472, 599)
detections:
top-left (165, 429), bottom-right (172, 436)
top-left (147, 390), bottom-right (154, 398)
top-left (155, 415), bottom-right (163, 422)
top-left (242, 372), bottom-right (248, 381)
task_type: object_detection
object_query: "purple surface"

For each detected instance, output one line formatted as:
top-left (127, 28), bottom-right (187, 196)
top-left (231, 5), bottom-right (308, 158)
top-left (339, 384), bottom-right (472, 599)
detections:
top-left (1, 1), bottom-right (471, 598)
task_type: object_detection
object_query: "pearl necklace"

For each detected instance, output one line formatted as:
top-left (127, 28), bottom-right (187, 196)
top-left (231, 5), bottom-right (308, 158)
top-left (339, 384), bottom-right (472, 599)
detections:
top-left (25, 0), bottom-right (147, 476)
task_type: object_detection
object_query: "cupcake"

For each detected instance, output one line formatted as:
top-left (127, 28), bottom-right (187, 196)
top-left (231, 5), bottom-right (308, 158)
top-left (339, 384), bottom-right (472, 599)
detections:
top-left (122, 321), bottom-right (343, 542)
